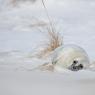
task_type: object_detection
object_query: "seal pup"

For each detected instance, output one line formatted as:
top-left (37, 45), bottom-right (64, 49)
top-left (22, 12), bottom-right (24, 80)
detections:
top-left (38, 44), bottom-right (90, 72)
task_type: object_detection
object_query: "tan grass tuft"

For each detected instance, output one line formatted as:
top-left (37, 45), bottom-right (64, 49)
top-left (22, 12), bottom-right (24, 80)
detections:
top-left (30, 0), bottom-right (63, 58)
top-left (37, 27), bottom-right (63, 58)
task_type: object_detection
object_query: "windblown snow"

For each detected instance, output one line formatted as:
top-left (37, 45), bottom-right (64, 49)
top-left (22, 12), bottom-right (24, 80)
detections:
top-left (0, 0), bottom-right (95, 95)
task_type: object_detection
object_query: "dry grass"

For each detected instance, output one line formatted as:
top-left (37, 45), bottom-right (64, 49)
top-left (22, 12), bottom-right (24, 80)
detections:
top-left (45, 28), bottom-right (63, 52)
top-left (39, 63), bottom-right (54, 71)
top-left (37, 0), bottom-right (63, 58)
top-left (10, 0), bottom-right (37, 6)
top-left (36, 26), bottom-right (63, 58)
top-left (23, 0), bottom-right (63, 58)
top-left (10, 0), bottom-right (17, 6)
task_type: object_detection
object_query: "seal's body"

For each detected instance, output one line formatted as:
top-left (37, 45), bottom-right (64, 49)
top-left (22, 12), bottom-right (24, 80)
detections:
top-left (37, 44), bottom-right (90, 72)
top-left (51, 45), bottom-right (89, 72)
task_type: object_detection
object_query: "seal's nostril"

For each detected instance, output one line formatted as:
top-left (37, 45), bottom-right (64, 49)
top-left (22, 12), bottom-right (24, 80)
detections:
top-left (79, 64), bottom-right (83, 69)
top-left (69, 63), bottom-right (83, 71)
top-left (73, 66), bottom-right (77, 70)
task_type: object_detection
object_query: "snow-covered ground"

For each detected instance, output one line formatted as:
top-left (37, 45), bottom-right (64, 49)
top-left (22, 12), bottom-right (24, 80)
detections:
top-left (0, 0), bottom-right (95, 95)
top-left (0, 71), bottom-right (95, 95)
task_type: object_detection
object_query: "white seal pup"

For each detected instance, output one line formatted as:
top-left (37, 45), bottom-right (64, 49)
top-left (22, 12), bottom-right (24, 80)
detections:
top-left (38, 44), bottom-right (90, 72)
top-left (51, 44), bottom-right (90, 72)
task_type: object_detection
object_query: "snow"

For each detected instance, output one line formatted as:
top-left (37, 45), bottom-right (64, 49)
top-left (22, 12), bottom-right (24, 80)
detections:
top-left (0, 0), bottom-right (95, 95)
top-left (0, 71), bottom-right (95, 95)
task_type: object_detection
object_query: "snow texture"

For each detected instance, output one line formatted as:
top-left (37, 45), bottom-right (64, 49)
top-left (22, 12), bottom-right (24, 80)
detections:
top-left (0, 0), bottom-right (95, 95)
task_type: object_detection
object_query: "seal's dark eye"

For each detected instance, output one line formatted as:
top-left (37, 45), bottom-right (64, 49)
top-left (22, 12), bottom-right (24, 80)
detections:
top-left (73, 60), bottom-right (78, 64)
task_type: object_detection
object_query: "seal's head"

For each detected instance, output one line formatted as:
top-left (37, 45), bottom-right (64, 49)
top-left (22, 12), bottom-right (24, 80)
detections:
top-left (52, 45), bottom-right (89, 72)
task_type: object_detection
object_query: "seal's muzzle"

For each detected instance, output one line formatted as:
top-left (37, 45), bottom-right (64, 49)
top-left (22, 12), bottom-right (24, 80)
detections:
top-left (68, 60), bottom-right (84, 71)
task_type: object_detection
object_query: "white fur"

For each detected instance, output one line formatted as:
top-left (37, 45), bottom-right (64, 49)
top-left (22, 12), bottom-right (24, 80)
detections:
top-left (51, 44), bottom-right (90, 71)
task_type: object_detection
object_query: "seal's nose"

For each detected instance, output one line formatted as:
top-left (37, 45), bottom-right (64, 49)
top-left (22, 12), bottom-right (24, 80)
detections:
top-left (68, 64), bottom-right (84, 71)
top-left (78, 64), bottom-right (83, 69)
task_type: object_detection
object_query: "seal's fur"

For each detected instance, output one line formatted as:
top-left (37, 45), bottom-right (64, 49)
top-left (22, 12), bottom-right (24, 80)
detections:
top-left (38, 45), bottom-right (90, 72)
